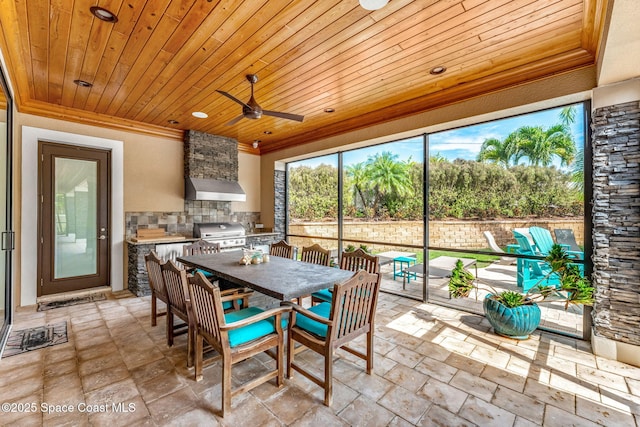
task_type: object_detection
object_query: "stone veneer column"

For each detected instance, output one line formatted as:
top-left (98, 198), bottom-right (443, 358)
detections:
top-left (273, 169), bottom-right (286, 240)
top-left (590, 78), bottom-right (640, 367)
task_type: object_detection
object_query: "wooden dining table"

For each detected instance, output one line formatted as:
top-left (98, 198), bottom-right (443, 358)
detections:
top-left (177, 250), bottom-right (354, 301)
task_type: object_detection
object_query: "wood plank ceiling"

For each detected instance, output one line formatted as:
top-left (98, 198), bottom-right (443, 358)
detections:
top-left (0, 0), bottom-right (608, 153)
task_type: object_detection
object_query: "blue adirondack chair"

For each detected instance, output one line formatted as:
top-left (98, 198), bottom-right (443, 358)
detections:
top-left (512, 231), bottom-right (560, 291)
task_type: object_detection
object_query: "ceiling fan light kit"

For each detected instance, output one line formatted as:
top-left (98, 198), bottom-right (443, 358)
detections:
top-left (217, 74), bottom-right (304, 126)
top-left (359, 0), bottom-right (389, 11)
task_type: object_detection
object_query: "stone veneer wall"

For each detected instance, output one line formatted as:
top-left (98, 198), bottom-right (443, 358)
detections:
top-left (288, 219), bottom-right (583, 252)
top-left (184, 130), bottom-right (238, 180)
top-left (591, 100), bottom-right (640, 347)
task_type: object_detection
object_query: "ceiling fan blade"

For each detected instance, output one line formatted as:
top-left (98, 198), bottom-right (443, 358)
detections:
top-left (225, 115), bottom-right (245, 126)
top-left (216, 90), bottom-right (251, 109)
top-left (262, 110), bottom-right (304, 122)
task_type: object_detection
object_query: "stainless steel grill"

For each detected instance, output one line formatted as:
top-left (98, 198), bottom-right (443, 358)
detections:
top-left (193, 222), bottom-right (246, 250)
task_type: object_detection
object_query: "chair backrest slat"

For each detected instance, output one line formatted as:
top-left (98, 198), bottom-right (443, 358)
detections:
top-left (329, 270), bottom-right (380, 342)
top-left (301, 243), bottom-right (331, 266)
top-left (270, 240), bottom-right (295, 259)
top-left (188, 272), bottom-right (228, 349)
top-left (554, 228), bottom-right (583, 253)
top-left (145, 251), bottom-right (167, 298)
top-left (529, 226), bottom-right (555, 255)
top-left (162, 260), bottom-right (190, 317)
top-left (184, 239), bottom-right (221, 256)
top-left (513, 231), bottom-right (536, 256)
top-left (340, 248), bottom-right (380, 277)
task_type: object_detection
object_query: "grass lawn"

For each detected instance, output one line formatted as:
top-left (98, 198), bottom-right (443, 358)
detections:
top-left (407, 249), bottom-right (499, 268)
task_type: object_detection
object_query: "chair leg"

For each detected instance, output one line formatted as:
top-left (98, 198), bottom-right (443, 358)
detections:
top-left (194, 335), bottom-right (204, 382)
top-left (276, 337), bottom-right (284, 387)
top-left (286, 329), bottom-right (293, 379)
top-left (366, 331), bottom-right (374, 375)
top-left (151, 293), bottom-right (157, 327)
top-left (187, 323), bottom-right (194, 368)
top-left (324, 349), bottom-right (333, 406)
top-left (166, 311), bottom-right (174, 347)
top-left (221, 358), bottom-right (232, 417)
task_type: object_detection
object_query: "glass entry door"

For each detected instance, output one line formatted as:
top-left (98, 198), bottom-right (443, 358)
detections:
top-left (38, 142), bottom-right (110, 295)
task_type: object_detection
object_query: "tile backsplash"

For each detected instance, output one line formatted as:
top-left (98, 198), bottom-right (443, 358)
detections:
top-left (125, 200), bottom-right (260, 238)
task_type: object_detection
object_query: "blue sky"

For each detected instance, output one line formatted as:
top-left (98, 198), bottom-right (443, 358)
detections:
top-left (292, 104), bottom-right (585, 170)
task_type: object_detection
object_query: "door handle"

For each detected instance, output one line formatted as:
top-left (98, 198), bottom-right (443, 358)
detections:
top-left (1, 231), bottom-right (14, 250)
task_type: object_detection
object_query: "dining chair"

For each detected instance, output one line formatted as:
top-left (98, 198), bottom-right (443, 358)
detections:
top-left (269, 240), bottom-right (295, 259)
top-left (311, 248), bottom-right (380, 304)
top-left (182, 239), bottom-right (251, 310)
top-left (144, 251), bottom-right (169, 327)
top-left (187, 271), bottom-right (291, 416)
top-left (295, 243), bottom-right (332, 304)
top-left (182, 240), bottom-right (221, 278)
top-left (161, 259), bottom-right (195, 367)
top-left (284, 269), bottom-right (381, 406)
top-left (300, 243), bottom-right (331, 266)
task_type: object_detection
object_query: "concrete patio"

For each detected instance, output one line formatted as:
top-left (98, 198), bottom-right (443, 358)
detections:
top-left (1, 290), bottom-right (638, 426)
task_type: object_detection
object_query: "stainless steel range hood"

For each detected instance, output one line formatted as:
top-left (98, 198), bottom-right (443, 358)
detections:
top-left (185, 177), bottom-right (246, 202)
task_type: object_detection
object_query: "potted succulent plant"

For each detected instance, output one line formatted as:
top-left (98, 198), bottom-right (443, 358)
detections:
top-left (448, 244), bottom-right (595, 339)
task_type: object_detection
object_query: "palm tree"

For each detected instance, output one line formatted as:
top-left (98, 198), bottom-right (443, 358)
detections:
top-left (571, 147), bottom-right (585, 192)
top-left (367, 152), bottom-right (413, 214)
top-left (345, 162), bottom-right (369, 210)
top-left (477, 136), bottom-right (520, 167)
top-left (512, 125), bottom-right (576, 167)
top-left (559, 106), bottom-right (576, 127)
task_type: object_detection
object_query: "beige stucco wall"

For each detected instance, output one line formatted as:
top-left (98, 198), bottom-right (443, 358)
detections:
top-left (260, 66), bottom-right (597, 229)
top-left (12, 113), bottom-right (260, 307)
top-left (15, 113), bottom-right (184, 212)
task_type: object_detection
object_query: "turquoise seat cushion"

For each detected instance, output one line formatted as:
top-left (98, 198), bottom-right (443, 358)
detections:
top-left (221, 299), bottom-right (245, 311)
top-left (311, 288), bottom-right (332, 303)
top-left (196, 268), bottom-right (215, 279)
top-left (294, 302), bottom-right (331, 338)
top-left (224, 307), bottom-right (287, 348)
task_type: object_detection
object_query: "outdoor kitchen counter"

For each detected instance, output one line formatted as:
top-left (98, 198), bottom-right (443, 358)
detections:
top-left (126, 236), bottom-right (197, 245)
top-left (126, 238), bottom-right (197, 296)
top-left (126, 234), bottom-right (280, 297)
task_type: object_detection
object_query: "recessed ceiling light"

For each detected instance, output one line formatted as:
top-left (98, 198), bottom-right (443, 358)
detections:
top-left (430, 66), bottom-right (447, 75)
top-left (192, 111), bottom-right (208, 119)
top-left (168, 120), bottom-right (179, 125)
top-left (359, 0), bottom-right (389, 10)
top-left (73, 79), bottom-right (93, 87)
top-left (264, 130), bottom-right (272, 135)
top-left (90, 6), bottom-right (118, 23)
top-left (324, 108), bottom-right (335, 113)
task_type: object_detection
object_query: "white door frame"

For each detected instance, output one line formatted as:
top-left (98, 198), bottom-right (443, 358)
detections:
top-left (21, 126), bottom-right (124, 306)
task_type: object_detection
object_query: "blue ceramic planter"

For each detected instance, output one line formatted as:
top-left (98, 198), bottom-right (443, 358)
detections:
top-left (483, 295), bottom-right (541, 340)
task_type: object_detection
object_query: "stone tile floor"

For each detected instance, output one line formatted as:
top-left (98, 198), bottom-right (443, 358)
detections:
top-left (380, 262), bottom-right (584, 337)
top-left (1, 290), bottom-right (639, 426)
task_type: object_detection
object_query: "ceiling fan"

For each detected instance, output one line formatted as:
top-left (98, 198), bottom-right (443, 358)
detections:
top-left (216, 74), bottom-right (304, 126)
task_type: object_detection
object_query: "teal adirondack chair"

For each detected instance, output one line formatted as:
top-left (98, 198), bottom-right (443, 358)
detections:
top-left (529, 226), bottom-right (584, 277)
top-left (513, 231), bottom-right (560, 291)
top-left (530, 226), bottom-right (583, 259)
